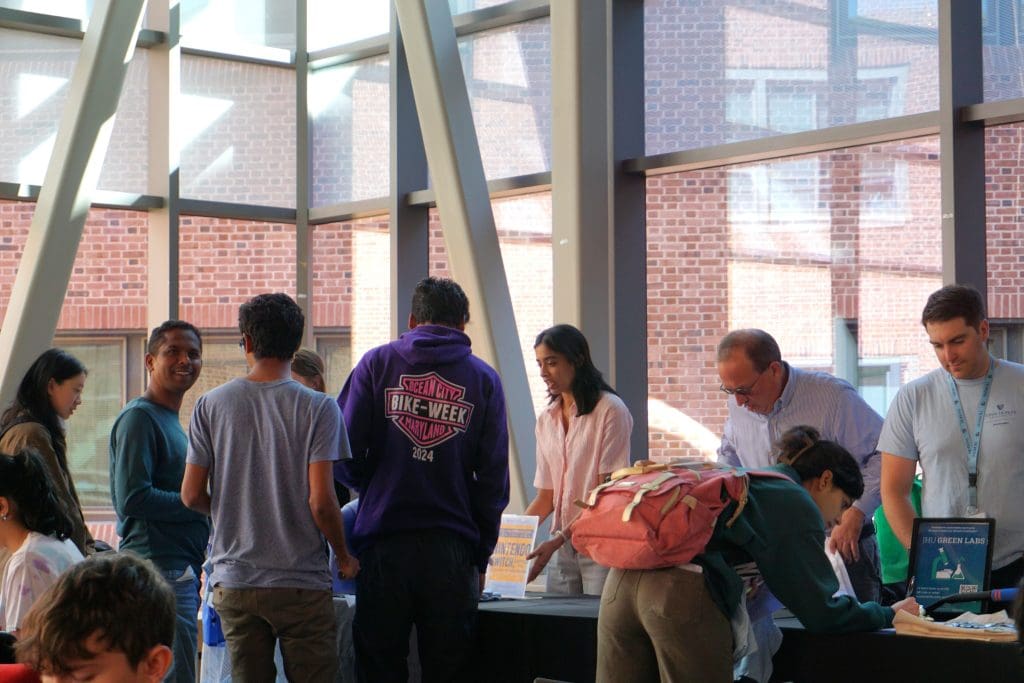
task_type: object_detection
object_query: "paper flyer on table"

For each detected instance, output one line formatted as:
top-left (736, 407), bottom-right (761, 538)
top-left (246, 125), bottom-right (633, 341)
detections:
top-left (484, 514), bottom-right (539, 598)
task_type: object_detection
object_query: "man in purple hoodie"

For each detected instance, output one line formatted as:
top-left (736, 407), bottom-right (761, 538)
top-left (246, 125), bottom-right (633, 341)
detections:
top-left (336, 276), bottom-right (510, 683)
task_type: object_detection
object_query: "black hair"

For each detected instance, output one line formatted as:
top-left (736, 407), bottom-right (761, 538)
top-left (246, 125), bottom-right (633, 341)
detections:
top-left (410, 277), bottom-right (470, 328)
top-left (0, 348), bottom-right (87, 456)
top-left (534, 324), bottom-right (616, 416)
top-left (16, 553), bottom-right (175, 674)
top-left (238, 293), bottom-right (305, 361)
top-left (147, 320), bottom-right (202, 356)
top-left (775, 425), bottom-right (864, 500)
top-left (921, 284), bottom-right (986, 330)
top-left (0, 448), bottom-right (76, 539)
top-left (717, 329), bottom-right (782, 373)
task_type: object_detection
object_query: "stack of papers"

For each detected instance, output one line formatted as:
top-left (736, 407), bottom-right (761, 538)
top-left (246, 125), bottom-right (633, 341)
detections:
top-left (893, 609), bottom-right (1018, 642)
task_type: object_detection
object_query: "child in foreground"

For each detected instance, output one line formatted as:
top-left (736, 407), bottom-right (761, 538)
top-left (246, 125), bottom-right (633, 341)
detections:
top-left (16, 553), bottom-right (174, 682)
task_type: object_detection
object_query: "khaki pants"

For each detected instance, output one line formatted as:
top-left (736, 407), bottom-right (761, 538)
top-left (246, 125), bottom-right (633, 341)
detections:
top-left (213, 585), bottom-right (337, 683)
top-left (597, 567), bottom-right (732, 683)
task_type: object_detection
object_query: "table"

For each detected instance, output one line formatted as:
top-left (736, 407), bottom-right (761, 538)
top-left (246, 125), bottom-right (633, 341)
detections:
top-left (472, 596), bottom-right (1024, 683)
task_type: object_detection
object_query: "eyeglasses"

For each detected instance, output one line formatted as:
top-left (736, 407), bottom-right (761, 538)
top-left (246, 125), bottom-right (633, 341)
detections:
top-left (720, 368), bottom-right (767, 397)
top-left (237, 337), bottom-right (245, 350)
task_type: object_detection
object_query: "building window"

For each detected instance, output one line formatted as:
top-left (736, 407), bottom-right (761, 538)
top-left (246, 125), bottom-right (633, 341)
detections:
top-left (60, 339), bottom-right (126, 508)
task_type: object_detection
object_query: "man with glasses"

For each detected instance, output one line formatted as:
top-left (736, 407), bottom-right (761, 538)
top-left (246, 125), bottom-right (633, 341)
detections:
top-left (717, 328), bottom-right (884, 683)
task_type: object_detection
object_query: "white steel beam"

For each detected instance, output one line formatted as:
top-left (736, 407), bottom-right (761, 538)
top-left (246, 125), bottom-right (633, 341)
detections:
top-left (551, 0), bottom-right (612, 372)
top-left (146, 0), bottom-right (180, 331)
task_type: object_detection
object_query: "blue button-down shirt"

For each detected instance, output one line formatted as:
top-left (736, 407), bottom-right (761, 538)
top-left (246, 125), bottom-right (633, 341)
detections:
top-left (717, 362), bottom-right (883, 518)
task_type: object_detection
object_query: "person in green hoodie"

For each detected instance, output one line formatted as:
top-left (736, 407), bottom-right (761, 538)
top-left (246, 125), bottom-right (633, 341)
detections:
top-left (596, 426), bottom-right (920, 683)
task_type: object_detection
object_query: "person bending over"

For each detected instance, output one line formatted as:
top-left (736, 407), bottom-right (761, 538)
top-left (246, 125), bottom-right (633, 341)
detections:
top-left (597, 426), bottom-right (918, 683)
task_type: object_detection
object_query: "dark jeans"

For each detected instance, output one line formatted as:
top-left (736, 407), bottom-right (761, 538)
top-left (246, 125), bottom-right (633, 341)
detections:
top-left (354, 530), bottom-right (479, 683)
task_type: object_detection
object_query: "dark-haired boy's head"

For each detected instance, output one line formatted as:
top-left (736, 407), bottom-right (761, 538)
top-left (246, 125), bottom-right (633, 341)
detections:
top-left (239, 293), bottom-right (305, 360)
top-left (16, 553), bottom-right (174, 682)
top-left (409, 277), bottom-right (470, 329)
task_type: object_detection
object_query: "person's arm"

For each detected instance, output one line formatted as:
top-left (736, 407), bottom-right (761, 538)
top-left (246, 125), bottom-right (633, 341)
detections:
top-left (880, 453), bottom-right (918, 551)
top-left (596, 397), bottom-right (633, 476)
top-left (180, 464), bottom-right (211, 516)
top-left (717, 419), bottom-right (741, 468)
top-left (828, 390), bottom-right (884, 560)
top-left (756, 524), bottom-right (893, 633)
top-left (111, 410), bottom-right (205, 523)
top-left (469, 377), bottom-right (510, 582)
top-left (335, 359), bottom-right (374, 491)
top-left (525, 488), bottom-right (559, 583)
top-left (309, 460), bottom-right (359, 579)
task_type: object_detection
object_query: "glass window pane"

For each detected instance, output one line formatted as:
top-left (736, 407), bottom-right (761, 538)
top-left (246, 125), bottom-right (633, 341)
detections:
top-left (179, 216), bottom-right (297, 328)
top-left (429, 193), bottom-right (553, 413)
top-left (308, 1), bottom-right (389, 52)
top-left (0, 199), bottom-right (33, 320)
top-left (181, 55), bottom-right (296, 205)
top-left (986, 123), bottom-right (1024, 319)
top-left (311, 56), bottom-right (389, 205)
top-left (0, 202), bottom-right (148, 332)
top-left (0, 30), bottom-right (149, 193)
top-left (646, 137), bottom-right (941, 459)
top-left (983, 0), bottom-right (1024, 102)
top-left (315, 336), bottom-right (353, 397)
top-left (312, 216), bottom-right (391, 364)
top-left (458, 18), bottom-right (551, 179)
top-left (0, 1), bottom-right (95, 20)
top-left (645, 0), bottom-right (939, 155)
top-left (181, 0), bottom-right (295, 53)
top-left (61, 341), bottom-right (124, 508)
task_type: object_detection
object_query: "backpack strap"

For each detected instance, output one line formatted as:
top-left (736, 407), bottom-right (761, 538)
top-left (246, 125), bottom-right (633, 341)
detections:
top-left (622, 471), bottom-right (677, 522)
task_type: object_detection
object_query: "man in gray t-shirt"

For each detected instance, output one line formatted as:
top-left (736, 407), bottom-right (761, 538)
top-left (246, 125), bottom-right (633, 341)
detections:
top-left (182, 293), bottom-right (358, 683)
top-left (879, 284), bottom-right (1024, 590)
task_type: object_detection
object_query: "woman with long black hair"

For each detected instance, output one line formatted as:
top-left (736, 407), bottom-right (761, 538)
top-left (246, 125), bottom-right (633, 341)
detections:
top-left (0, 349), bottom-right (93, 556)
top-left (525, 324), bottom-right (634, 595)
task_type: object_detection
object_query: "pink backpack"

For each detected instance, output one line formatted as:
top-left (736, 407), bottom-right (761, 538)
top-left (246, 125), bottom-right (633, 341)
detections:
top-left (570, 462), bottom-right (788, 570)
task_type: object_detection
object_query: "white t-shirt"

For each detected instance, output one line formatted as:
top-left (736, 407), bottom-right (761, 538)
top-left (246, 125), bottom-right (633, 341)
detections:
top-left (0, 531), bottom-right (83, 631)
top-left (878, 359), bottom-right (1024, 568)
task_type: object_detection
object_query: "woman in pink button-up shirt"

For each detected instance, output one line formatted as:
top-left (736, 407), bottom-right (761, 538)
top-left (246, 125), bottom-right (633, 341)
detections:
top-left (525, 325), bottom-right (634, 595)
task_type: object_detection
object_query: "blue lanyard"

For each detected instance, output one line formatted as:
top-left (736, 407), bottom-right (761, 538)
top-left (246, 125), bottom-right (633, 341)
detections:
top-left (944, 356), bottom-right (995, 479)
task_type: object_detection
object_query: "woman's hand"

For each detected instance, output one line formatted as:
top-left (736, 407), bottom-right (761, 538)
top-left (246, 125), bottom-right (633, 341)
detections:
top-left (526, 534), bottom-right (565, 583)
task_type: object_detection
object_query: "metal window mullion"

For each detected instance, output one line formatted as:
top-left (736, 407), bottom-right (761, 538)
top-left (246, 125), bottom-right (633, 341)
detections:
top-left (611, 0), bottom-right (648, 462)
top-left (297, 0), bottom-right (314, 346)
top-left (938, 0), bottom-right (986, 293)
top-left (146, 0), bottom-right (179, 332)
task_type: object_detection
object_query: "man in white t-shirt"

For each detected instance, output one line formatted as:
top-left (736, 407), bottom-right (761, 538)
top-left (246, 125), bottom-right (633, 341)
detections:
top-left (879, 284), bottom-right (1024, 590)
